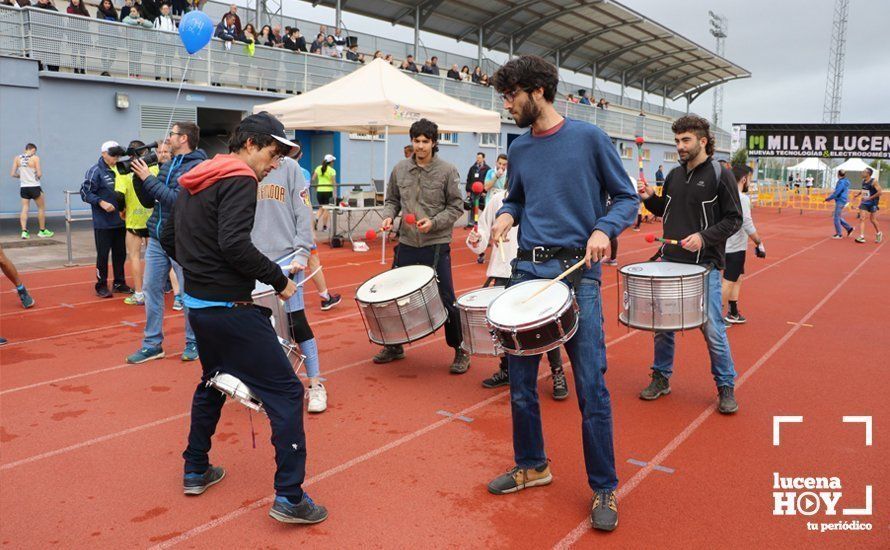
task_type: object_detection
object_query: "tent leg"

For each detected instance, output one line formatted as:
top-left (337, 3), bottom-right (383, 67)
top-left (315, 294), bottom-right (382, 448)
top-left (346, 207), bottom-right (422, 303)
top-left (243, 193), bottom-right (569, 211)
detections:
top-left (381, 126), bottom-right (390, 265)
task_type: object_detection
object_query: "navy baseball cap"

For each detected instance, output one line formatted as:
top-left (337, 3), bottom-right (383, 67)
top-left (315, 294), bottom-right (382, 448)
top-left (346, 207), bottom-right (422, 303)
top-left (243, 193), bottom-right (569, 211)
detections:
top-left (240, 112), bottom-right (299, 150)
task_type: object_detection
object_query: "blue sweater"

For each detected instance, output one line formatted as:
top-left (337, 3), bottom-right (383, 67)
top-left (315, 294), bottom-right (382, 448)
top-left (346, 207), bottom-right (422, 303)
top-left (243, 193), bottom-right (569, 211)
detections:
top-left (827, 177), bottom-right (851, 205)
top-left (498, 118), bottom-right (639, 281)
top-left (81, 157), bottom-right (124, 229)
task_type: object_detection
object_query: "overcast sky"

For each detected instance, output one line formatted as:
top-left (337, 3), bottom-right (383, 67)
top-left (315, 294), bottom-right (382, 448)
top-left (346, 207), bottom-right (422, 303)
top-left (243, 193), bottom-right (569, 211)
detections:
top-left (280, 0), bottom-right (890, 129)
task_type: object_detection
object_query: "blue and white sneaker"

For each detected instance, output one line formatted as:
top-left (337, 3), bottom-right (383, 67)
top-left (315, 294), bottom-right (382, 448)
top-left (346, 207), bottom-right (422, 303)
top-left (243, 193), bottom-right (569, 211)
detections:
top-left (126, 345), bottom-right (165, 364)
top-left (183, 465), bottom-right (225, 495)
top-left (0, 336), bottom-right (7, 346)
top-left (172, 294), bottom-right (183, 311)
top-left (17, 286), bottom-right (35, 309)
top-left (269, 494), bottom-right (328, 524)
top-left (181, 342), bottom-right (199, 362)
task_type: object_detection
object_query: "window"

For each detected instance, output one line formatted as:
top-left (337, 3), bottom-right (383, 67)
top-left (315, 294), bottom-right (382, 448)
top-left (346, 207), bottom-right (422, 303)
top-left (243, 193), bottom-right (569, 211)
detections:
top-left (641, 148), bottom-right (651, 161)
top-left (664, 151), bottom-right (679, 163)
top-left (618, 143), bottom-right (633, 160)
top-left (479, 133), bottom-right (499, 147)
top-left (349, 132), bottom-right (384, 141)
top-left (438, 132), bottom-right (457, 145)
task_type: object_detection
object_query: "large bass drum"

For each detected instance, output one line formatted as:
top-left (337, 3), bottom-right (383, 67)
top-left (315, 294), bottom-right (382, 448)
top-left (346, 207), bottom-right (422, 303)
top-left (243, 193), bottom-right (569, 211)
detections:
top-left (618, 261), bottom-right (709, 331)
top-left (355, 265), bottom-right (447, 345)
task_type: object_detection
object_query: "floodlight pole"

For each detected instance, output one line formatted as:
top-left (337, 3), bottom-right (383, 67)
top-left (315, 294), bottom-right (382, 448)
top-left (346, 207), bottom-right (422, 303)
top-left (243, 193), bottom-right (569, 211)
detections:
top-left (709, 11), bottom-right (728, 128)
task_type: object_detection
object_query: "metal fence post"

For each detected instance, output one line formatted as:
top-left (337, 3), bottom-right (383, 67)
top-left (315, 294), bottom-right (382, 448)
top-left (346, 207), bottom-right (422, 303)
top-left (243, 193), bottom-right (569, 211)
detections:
top-left (64, 191), bottom-right (75, 267)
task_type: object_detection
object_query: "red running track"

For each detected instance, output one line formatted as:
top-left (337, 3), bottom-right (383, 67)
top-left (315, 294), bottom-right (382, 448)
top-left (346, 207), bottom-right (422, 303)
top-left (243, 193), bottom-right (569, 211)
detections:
top-left (1, 209), bottom-right (887, 548)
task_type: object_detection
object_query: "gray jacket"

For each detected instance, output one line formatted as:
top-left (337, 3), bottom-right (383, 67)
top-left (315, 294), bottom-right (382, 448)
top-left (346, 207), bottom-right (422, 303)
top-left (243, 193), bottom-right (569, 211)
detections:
top-left (382, 156), bottom-right (464, 247)
top-left (251, 157), bottom-right (314, 266)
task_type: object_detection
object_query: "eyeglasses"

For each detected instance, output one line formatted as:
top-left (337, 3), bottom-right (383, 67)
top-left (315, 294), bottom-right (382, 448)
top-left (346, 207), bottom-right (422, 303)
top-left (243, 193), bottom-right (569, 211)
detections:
top-left (499, 88), bottom-right (523, 103)
top-left (168, 131), bottom-right (182, 137)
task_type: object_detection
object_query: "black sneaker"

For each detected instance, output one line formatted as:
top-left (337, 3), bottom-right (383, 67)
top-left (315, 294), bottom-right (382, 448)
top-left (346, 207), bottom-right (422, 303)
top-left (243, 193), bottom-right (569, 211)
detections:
top-left (845, 226), bottom-right (854, 237)
top-left (449, 348), bottom-right (471, 374)
top-left (183, 465), bottom-right (226, 495)
top-left (268, 494), bottom-right (328, 524)
top-left (717, 386), bottom-right (738, 414)
top-left (482, 369), bottom-right (509, 389)
top-left (551, 371), bottom-right (569, 401)
top-left (373, 345), bottom-right (405, 364)
top-left (320, 292), bottom-right (342, 311)
top-left (724, 313), bottom-right (747, 324)
top-left (639, 371), bottom-right (670, 400)
top-left (96, 285), bottom-right (112, 299)
top-left (590, 490), bottom-right (619, 532)
top-left (112, 283), bottom-right (134, 294)
top-left (487, 463), bottom-right (552, 495)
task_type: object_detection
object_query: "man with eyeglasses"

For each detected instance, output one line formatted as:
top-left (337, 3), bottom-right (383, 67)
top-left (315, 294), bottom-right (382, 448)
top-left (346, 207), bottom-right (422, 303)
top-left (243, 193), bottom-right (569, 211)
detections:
top-left (126, 122), bottom-right (207, 364)
top-left (489, 56), bottom-right (638, 532)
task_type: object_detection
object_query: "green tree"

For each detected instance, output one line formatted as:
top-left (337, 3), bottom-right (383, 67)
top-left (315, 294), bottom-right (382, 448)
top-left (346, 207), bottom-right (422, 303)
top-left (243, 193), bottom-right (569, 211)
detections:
top-left (731, 148), bottom-right (748, 167)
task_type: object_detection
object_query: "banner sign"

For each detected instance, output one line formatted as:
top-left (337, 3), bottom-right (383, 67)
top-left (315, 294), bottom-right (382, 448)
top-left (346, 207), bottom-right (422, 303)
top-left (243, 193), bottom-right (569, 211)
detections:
top-left (744, 124), bottom-right (890, 159)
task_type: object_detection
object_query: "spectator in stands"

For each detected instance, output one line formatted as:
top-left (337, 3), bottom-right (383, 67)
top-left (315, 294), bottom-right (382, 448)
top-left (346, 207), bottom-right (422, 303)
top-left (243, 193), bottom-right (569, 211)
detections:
top-left (566, 93), bottom-right (577, 103)
top-left (384, 53), bottom-right (394, 65)
top-left (404, 54), bottom-right (419, 72)
top-left (242, 23), bottom-right (257, 44)
top-left (421, 60), bottom-right (435, 75)
top-left (119, 0), bottom-right (133, 20)
top-left (153, 2), bottom-right (174, 31)
top-left (95, 0), bottom-right (117, 76)
top-left (32, 0), bottom-right (59, 71)
top-left (346, 44), bottom-right (363, 62)
top-left (578, 89), bottom-right (592, 105)
top-left (447, 64), bottom-right (461, 80)
top-left (140, 0), bottom-right (159, 22)
top-left (81, 141), bottom-right (131, 298)
top-left (259, 25), bottom-right (274, 46)
top-left (96, 0), bottom-right (116, 20)
top-left (373, 50), bottom-right (383, 59)
top-left (123, 4), bottom-right (152, 27)
top-left (399, 59), bottom-right (411, 71)
top-left (322, 35), bottom-right (340, 58)
top-left (215, 13), bottom-right (238, 47)
top-left (309, 33), bottom-right (324, 54)
top-left (333, 27), bottom-right (346, 55)
top-left (318, 24), bottom-right (328, 36)
top-left (271, 24), bottom-right (284, 46)
top-left (67, 0), bottom-right (90, 74)
top-left (480, 73), bottom-right (490, 86)
top-left (284, 27), bottom-right (307, 52)
top-left (460, 65), bottom-right (470, 81)
top-left (221, 4), bottom-right (242, 37)
top-left (170, 0), bottom-right (186, 16)
top-left (470, 65), bottom-right (483, 83)
top-left (430, 56), bottom-right (440, 73)
top-left (597, 97), bottom-right (609, 109)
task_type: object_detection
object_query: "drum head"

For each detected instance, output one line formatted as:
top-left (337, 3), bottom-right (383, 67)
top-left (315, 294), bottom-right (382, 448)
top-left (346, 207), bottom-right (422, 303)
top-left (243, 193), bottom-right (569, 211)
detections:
top-left (487, 280), bottom-right (571, 328)
top-left (456, 286), bottom-right (505, 309)
top-left (356, 265), bottom-right (436, 303)
top-left (619, 261), bottom-right (707, 277)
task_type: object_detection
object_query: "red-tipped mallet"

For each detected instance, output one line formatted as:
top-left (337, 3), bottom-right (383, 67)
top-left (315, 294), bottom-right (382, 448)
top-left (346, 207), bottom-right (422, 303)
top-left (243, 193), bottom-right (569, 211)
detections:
top-left (645, 233), bottom-right (679, 245)
top-left (471, 181), bottom-right (484, 194)
top-left (365, 229), bottom-right (378, 241)
top-left (404, 213), bottom-right (417, 225)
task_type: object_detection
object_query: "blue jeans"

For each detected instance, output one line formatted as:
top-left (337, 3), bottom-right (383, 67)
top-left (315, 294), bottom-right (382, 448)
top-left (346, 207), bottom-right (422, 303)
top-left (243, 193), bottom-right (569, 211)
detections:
top-left (652, 268), bottom-right (736, 387)
top-left (507, 271), bottom-right (617, 492)
top-left (142, 237), bottom-right (194, 348)
top-left (833, 202), bottom-right (852, 236)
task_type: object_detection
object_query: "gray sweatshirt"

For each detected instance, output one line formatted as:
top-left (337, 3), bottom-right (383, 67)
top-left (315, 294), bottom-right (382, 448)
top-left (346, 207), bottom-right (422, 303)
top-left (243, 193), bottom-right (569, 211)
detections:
top-left (251, 157), bottom-right (314, 266)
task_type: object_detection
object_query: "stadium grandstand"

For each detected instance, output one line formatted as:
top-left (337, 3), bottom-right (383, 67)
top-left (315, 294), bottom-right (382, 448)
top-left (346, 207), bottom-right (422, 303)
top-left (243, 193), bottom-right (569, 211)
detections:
top-left (0, 0), bottom-right (749, 216)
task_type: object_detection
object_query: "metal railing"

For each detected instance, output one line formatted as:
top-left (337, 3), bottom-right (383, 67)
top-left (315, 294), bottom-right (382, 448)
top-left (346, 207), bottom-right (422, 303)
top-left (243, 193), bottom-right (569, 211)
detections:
top-left (0, 5), bottom-right (730, 150)
top-left (63, 190), bottom-right (93, 266)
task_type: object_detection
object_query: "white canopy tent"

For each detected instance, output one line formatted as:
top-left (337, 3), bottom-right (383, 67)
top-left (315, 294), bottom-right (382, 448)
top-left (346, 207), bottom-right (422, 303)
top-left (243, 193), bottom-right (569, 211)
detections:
top-left (833, 158), bottom-right (879, 182)
top-left (254, 58), bottom-right (502, 262)
top-left (786, 158), bottom-right (829, 187)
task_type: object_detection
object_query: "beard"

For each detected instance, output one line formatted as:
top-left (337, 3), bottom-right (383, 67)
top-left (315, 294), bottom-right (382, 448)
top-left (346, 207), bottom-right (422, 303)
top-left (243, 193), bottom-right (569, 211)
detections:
top-left (678, 141), bottom-right (702, 162)
top-left (513, 99), bottom-right (542, 129)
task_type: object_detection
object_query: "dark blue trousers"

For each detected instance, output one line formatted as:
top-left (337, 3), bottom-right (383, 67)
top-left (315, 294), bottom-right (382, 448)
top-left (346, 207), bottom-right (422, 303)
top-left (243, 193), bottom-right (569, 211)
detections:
top-left (393, 243), bottom-right (462, 349)
top-left (183, 305), bottom-right (307, 501)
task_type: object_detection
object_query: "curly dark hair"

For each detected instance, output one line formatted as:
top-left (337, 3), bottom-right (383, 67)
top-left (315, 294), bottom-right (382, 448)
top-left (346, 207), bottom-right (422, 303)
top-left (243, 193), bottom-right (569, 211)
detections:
top-left (492, 56), bottom-right (559, 103)
top-left (409, 118), bottom-right (440, 155)
top-left (671, 115), bottom-right (714, 157)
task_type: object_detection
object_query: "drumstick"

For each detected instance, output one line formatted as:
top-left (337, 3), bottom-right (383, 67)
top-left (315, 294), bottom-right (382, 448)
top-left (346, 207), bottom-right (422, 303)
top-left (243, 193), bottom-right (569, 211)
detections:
top-left (521, 258), bottom-right (586, 304)
top-left (644, 233), bottom-right (679, 245)
top-left (497, 236), bottom-right (506, 263)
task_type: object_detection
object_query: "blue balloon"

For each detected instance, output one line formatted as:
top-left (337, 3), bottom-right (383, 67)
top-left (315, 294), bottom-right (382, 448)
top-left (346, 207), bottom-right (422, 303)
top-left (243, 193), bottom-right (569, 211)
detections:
top-left (178, 11), bottom-right (214, 55)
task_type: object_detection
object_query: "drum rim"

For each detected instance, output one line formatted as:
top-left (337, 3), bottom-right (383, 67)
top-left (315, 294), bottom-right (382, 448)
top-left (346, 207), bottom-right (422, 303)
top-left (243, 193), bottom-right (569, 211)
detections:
top-left (619, 260), bottom-right (709, 277)
top-left (355, 265), bottom-right (437, 304)
top-left (486, 280), bottom-right (574, 332)
top-left (365, 315), bottom-right (447, 345)
top-left (456, 286), bottom-right (506, 309)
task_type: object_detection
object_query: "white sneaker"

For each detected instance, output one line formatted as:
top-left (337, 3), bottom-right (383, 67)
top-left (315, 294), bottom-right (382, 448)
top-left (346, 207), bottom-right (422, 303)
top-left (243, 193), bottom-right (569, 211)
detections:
top-left (307, 383), bottom-right (327, 413)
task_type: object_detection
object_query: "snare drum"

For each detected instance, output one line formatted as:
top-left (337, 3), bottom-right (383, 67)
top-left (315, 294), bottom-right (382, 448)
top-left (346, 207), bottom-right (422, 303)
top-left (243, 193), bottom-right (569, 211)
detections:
top-left (486, 280), bottom-right (579, 356)
top-left (456, 286), bottom-right (505, 356)
top-left (618, 261), bottom-right (709, 331)
top-left (355, 265), bottom-right (447, 345)
top-left (207, 372), bottom-right (263, 411)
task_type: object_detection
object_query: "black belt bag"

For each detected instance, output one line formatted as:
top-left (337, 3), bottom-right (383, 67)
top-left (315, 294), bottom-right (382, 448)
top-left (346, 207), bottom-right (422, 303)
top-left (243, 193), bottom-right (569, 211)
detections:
top-left (516, 246), bottom-right (587, 286)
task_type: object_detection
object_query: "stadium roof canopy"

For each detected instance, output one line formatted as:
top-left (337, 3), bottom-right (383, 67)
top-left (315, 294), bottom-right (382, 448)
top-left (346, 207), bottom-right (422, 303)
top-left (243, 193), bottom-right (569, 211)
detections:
top-left (312, 0), bottom-right (751, 101)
